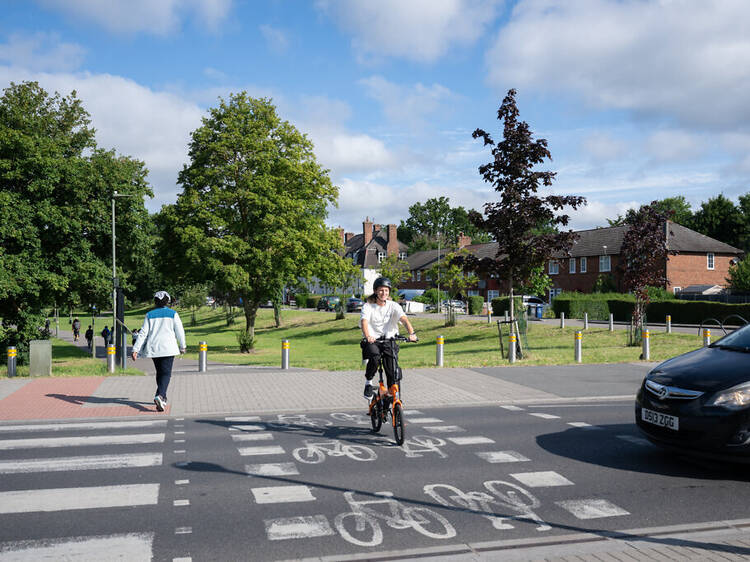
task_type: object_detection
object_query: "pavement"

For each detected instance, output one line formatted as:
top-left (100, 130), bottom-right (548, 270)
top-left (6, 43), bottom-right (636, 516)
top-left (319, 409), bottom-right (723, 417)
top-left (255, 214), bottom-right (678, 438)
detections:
top-left (5, 327), bottom-right (750, 561)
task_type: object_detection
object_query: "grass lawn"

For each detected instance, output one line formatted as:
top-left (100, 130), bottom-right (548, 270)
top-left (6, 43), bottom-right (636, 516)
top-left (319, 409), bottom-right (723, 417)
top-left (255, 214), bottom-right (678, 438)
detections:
top-left (2, 305), bottom-right (705, 377)
top-left (122, 305), bottom-right (703, 371)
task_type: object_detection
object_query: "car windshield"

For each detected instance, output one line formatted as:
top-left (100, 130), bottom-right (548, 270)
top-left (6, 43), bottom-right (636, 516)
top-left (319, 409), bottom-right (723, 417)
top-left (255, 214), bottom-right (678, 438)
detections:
top-left (712, 323), bottom-right (750, 350)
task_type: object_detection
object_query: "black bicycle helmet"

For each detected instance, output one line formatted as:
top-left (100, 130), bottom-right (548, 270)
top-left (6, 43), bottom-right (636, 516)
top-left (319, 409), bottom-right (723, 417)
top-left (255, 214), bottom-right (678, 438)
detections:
top-left (373, 277), bottom-right (392, 291)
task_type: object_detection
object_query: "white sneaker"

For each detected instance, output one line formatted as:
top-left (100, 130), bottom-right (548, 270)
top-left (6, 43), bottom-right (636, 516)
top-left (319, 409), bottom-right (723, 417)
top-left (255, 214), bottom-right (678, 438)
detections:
top-left (363, 381), bottom-right (375, 400)
top-left (154, 396), bottom-right (166, 412)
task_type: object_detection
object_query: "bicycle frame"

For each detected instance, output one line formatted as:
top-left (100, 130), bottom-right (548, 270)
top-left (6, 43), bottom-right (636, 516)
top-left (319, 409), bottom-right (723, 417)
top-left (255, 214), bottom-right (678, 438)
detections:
top-left (367, 337), bottom-right (404, 424)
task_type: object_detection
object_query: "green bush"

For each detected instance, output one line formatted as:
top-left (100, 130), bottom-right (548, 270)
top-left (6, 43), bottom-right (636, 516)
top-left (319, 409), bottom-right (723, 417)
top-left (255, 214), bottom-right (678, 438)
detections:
top-left (306, 295), bottom-right (322, 309)
top-left (491, 296), bottom-right (525, 318)
top-left (414, 288), bottom-right (448, 306)
top-left (294, 292), bottom-right (308, 308)
top-left (468, 295), bottom-right (485, 315)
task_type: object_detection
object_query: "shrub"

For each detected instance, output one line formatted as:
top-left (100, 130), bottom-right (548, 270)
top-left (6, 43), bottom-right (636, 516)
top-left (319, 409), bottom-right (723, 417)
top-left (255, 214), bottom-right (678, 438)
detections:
top-left (491, 296), bottom-right (525, 318)
top-left (468, 295), bottom-right (485, 315)
top-left (306, 295), bottom-right (322, 309)
top-left (236, 329), bottom-right (254, 353)
top-left (294, 292), bottom-right (308, 308)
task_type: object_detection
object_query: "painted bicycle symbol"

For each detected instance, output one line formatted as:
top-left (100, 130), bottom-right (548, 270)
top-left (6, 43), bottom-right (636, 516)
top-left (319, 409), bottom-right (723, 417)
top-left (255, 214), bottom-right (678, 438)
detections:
top-left (266, 414), bottom-right (333, 429)
top-left (334, 490), bottom-right (456, 547)
top-left (423, 480), bottom-right (550, 531)
top-left (401, 435), bottom-right (448, 458)
top-left (330, 412), bottom-right (370, 425)
top-left (292, 440), bottom-right (377, 464)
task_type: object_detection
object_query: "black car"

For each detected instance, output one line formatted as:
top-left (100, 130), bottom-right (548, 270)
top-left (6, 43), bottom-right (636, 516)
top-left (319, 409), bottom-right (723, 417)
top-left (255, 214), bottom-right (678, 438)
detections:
top-left (316, 295), bottom-right (340, 311)
top-left (346, 297), bottom-right (364, 312)
top-left (635, 323), bottom-right (750, 461)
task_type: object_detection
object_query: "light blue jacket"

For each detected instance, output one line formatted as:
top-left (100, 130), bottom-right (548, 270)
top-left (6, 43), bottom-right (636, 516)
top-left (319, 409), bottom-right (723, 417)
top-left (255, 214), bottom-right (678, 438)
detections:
top-left (133, 307), bottom-right (186, 358)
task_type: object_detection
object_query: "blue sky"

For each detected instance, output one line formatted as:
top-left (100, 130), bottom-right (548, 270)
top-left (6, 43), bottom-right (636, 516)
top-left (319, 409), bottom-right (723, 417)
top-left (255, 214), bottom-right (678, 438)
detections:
top-left (2, 0), bottom-right (749, 235)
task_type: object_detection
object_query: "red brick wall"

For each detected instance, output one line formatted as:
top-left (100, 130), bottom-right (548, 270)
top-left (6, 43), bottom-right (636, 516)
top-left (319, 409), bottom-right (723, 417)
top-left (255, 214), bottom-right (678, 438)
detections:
top-left (548, 255), bottom-right (623, 293)
top-left (666, 253), bottom-right (734, 291)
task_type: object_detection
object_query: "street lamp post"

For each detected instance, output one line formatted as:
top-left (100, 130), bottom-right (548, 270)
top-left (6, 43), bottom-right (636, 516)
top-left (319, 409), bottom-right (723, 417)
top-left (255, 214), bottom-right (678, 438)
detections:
top-left (111, 191), bottom-right (135, 369)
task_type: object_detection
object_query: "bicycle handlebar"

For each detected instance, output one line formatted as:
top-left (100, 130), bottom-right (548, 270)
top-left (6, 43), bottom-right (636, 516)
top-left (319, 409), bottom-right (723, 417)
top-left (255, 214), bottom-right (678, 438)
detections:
top-left (369, 335), bottom-right (418, 343)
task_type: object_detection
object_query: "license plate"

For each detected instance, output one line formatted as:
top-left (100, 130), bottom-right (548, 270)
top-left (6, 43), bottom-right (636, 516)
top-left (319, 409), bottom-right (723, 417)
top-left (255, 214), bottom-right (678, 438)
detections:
top-left (641, 408), bottom-right (679, 430)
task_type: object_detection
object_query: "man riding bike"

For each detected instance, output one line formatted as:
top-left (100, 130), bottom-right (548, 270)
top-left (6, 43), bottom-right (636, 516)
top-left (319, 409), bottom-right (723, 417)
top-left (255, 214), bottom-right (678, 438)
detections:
top-left (360, 277), bottom-right (417, 400)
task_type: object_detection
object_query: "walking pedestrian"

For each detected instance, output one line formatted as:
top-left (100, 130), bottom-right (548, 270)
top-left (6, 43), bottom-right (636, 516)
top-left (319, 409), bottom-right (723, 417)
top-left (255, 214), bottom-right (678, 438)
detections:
top-left (101, 325), bottom-right (111, 345)
top-left (85, 325), bottom-right (94, 350)
top-left (131, 291), bottom-right (186, 412)
top-left (72, 318), bottom-right (81, 341)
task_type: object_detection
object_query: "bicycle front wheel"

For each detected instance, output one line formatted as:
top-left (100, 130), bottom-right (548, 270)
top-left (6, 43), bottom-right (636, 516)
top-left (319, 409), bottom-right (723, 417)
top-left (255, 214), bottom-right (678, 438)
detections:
top-left (392, 403), bottom-right (405, 445)
top-left (370, 398), bottom-right (382, 432)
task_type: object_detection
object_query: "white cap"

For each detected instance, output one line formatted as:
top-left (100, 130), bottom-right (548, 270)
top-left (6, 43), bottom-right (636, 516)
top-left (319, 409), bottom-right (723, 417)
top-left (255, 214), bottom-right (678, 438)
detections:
top-left (154, 290), bottom-right (170, 301)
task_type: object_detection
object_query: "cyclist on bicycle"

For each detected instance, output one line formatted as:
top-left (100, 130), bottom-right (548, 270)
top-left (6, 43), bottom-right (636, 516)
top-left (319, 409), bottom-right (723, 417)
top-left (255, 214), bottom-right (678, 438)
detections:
top-left (360, 277), bottom-right (417, 400)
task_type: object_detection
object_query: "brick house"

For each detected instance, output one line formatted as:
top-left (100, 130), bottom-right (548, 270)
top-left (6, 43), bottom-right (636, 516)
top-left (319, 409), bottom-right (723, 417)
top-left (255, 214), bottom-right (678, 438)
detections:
top-left (548, 222), bottom-right (742, 298)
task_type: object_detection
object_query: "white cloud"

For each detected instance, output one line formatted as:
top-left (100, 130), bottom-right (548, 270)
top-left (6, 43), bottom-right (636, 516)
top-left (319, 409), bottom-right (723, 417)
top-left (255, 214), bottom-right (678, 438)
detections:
top-left (486, 0), bottom-right (750, 130)
top-left (317, 0), bottom-right (502, 62)
top-left (0, 32), bottom-right (85, 72)
top-left (645, 129), bottom-right (703, 164)
top-left (38, 0), bottom-right (232, 35)
top-left (259, 24), bottom-right (289, 54)
top-left (581, 131), bottom-right (629, 163)
top-left (360, 75), bottom-right (457, 130)
top-left (0, 66), bottom-right (204, 211)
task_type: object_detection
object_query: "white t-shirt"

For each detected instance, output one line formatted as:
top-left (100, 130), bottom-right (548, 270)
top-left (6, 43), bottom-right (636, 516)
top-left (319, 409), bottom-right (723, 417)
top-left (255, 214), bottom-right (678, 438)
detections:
top-left (360, 300), bottom-right (406, 339)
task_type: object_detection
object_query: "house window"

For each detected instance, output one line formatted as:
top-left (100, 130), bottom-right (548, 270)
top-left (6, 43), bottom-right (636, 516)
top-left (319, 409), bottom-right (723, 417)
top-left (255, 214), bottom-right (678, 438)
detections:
top-left (599, 255), bottom-right (611, 272)
top-left (549, 260), bottom-right (559, 275)
top-left (487, 290), bottom-right (499, 301)
top-left (416, 270), bottom-right (421, 281)
top-left (580, 257), bottom-right (587, 273)
top-left (411, 272), bottom-right (415, 281)
top-left (707, 253), bottom-right (715, 270)
top-left (549, 288), bottom-right (562, 298)
top-left (673, 286), bottom-right (681, 295)
top-left (569, 258), bottom-right (576, 274)
top-left (399, 252), bottom-right (407, 260)
top-left (468, 290), bottom-right (479, 296)
top-left (377, 251), bottom-right (385, 263)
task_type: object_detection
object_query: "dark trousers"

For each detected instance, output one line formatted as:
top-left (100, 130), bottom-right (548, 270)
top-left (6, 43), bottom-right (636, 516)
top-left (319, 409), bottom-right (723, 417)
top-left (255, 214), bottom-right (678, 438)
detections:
top-left (152, 356), bottom-right (175, 400)
top-left (362, 340), bottom-right (399, 387)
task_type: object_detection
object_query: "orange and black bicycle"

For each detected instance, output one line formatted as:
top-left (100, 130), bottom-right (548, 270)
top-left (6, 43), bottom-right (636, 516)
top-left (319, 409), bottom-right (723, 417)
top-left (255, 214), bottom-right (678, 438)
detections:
top-left (367, 335), bottom-right (416, 445)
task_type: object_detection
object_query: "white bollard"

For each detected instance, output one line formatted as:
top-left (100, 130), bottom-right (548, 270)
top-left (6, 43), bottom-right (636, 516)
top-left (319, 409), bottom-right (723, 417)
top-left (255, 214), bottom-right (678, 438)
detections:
top-left (584, 312), bottom-right (589, 330)
top-left (198, 341), bottom-right (207, 372)
top-left (7, 347), bottom-right (17, 377)
top-left (436, 335), bottom-right (444, 367)
top-left (609, 313), bottom-right (614, 331)
top-left (107, 345), bottom-right (116, 373)
top-left (508, 331), bottom-right (516, 364)
top-left (560, 312), bottom-right (565, 329)
top-left (666, 315), bottom-right (672, 334)
top-left (703, 329), bottom-right (711, 347)
top-left (574, 331), bottom-right (582, 363)
top-left (642, 330), bottom-right (650, 360)
top-left (281, 339), bottom-right (290, 369)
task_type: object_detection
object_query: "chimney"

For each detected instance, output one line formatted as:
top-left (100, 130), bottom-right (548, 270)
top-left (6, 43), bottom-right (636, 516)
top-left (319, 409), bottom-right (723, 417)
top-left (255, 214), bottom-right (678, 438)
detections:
top-left (387, 224), bottom-right (398, 256)
top-left (345, 232), bottom-right (354, 243)
top-left (457, 232), bottom-right (471, 248)
top-left (373, 224), bottom-right (381, 237)
top-left (336, 227), bottom-right (344, 247)
top-left (363, 217), bottom-right (373, 246)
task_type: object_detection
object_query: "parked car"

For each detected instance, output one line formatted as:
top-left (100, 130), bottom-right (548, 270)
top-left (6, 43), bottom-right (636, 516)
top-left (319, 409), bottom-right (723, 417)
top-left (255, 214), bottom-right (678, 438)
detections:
top-left (316, 295), bottom-right (341, 311)
top-left (442, 300), bottom-right (466, 313)
top-left (346, 297), bottom-right (364, 312)
top-left (635, 322), bottom-right (750, 461)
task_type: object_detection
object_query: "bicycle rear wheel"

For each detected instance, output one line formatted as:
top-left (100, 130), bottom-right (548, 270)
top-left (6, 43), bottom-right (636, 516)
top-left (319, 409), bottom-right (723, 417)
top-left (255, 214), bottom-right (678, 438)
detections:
top-left (392, 402), bottom-right (405, 445)
top-left (370, 398), bottom-right (382, 432)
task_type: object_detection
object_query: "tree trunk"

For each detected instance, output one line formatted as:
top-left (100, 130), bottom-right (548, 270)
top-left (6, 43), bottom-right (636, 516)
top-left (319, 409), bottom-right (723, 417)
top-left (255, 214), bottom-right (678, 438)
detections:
top-left (243, 299), bottom-right (259, 348)
top-left (274, 302), bottom-right (281, 327)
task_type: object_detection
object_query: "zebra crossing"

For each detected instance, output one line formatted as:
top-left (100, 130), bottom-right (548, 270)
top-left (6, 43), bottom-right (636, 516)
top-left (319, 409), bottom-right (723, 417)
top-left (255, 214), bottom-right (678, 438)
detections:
top-left (230, 408), bottom-right (637, 546)
top-left (0, 417), bottom-right (184, 561)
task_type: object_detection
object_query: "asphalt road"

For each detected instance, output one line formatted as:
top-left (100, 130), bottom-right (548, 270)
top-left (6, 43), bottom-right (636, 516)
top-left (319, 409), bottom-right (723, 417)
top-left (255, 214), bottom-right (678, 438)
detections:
top-left (2, 397), bottom-right (750, 561)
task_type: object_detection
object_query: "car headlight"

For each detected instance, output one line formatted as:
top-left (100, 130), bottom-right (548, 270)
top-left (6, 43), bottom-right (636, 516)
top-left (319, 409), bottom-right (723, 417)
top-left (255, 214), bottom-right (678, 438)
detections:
top-left (706, 382), bottom-right (750, 409)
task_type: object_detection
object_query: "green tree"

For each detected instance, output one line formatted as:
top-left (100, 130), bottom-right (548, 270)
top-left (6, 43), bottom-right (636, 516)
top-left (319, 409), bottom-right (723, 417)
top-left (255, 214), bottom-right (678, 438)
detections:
top-left (426, 249), bottom-right (478, 299)
top-left (179, 284), bottom-right (208, 326)
top-left (0, 81), bottom-right (153, 359)
top-left (399, 197), bottom-right (490, 252)
top-left (690, 194), bottom-right (745, 249)
top-left (377, 254), bottom-right (411, 293)
top-left (608, 196), bottom-right (693, 228)
top-left (166, 93), bottom-right (351, 347)
top-left (460, 89), bottom-right (586, 338)
top-left (727, 258), bottom-right (750, 293)
top-left (518, 264), bottom-right (552, 297)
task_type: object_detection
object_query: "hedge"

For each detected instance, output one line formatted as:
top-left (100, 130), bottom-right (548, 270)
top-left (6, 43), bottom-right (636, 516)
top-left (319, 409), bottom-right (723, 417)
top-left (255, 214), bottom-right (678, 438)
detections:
top-left (468, 295), bottom-right (485, 315)
top-left (551, 293), bottom-right (750, 325)
top-left (306, 295), bottom-right (322, 309)
top-left (491, 296), bottom-right (526, 317)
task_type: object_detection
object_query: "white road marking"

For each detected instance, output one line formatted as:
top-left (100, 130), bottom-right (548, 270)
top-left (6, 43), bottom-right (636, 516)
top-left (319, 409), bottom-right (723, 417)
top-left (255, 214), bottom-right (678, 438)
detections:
top-left (0, 420), bottom-right (168, 433)
top-left (556, 499), bottom-right (630, 519)
top-left (175, 480), bottom-right (189, 485)
top-left (173, 499), bottom-right (190, 507)
top-left (231, 432), bottom-right (274, 442)
top-left (617, 434), bottom-right (654, 446)
top-left (174, 431), bottom-right (185, 435)
top-left (174, 439), bottom-right (185, 444)
top-left (237, 445), bottom-right (285, 456)
top-left (251, 485), bottom-right (316, 504)
top-left (0, 532), bottom-right (154, 561)
top-left (245, 462), bottom-right (299, 476)
top-left (568, 422), bottom-right (601, 429)
top-left (0, 453), bottom-right (163, 474)
top-left (265, 515), bottom-right (334, 540)
top-left (225, 416), bottom-right (261, 422)
top-left (229, 424), bottom-right (266, 432)
top-left (403, 410), bottom-right (423, 415)
top-left (0, 483), bottom-right (159, 514)
top-left (173, 558), bottom-right (192, 562)
top-left (173, 450), bottom-right (186, 454)
top-left (476, 451), bottom-right (530, 463)
top-left (0, 433), bottom-right (165, 450)
top-left (408, 417), bottom-right (444, 424)
top-left (500, 405), bottom-right (524, 411)
top-left (423, 425), bottom-right (465, 434)
top-left (447, 436), bottom-right (495, 445)
top-left (529, 413), bottom-right (560, 419)
top-left (175, 527), bottom-right (192, 535)
top-left (510, 471), bottom-right (574, 487)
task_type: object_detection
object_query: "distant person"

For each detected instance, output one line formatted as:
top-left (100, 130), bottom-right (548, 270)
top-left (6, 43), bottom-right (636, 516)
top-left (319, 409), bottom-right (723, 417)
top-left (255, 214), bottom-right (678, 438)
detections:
top-left (131, 291), bottom-right (186, 412)
top-left (72, 318), bottom-right (81, 341)
top-left (101, 325), bottom-right (111, 345)
top-left (85, 325), bottom-right (94, 350)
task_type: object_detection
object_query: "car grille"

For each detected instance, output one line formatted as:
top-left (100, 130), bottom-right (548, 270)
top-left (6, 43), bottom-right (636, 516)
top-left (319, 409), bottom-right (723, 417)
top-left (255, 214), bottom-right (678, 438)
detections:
top-left (645, 380), bottom-right (704, 401)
